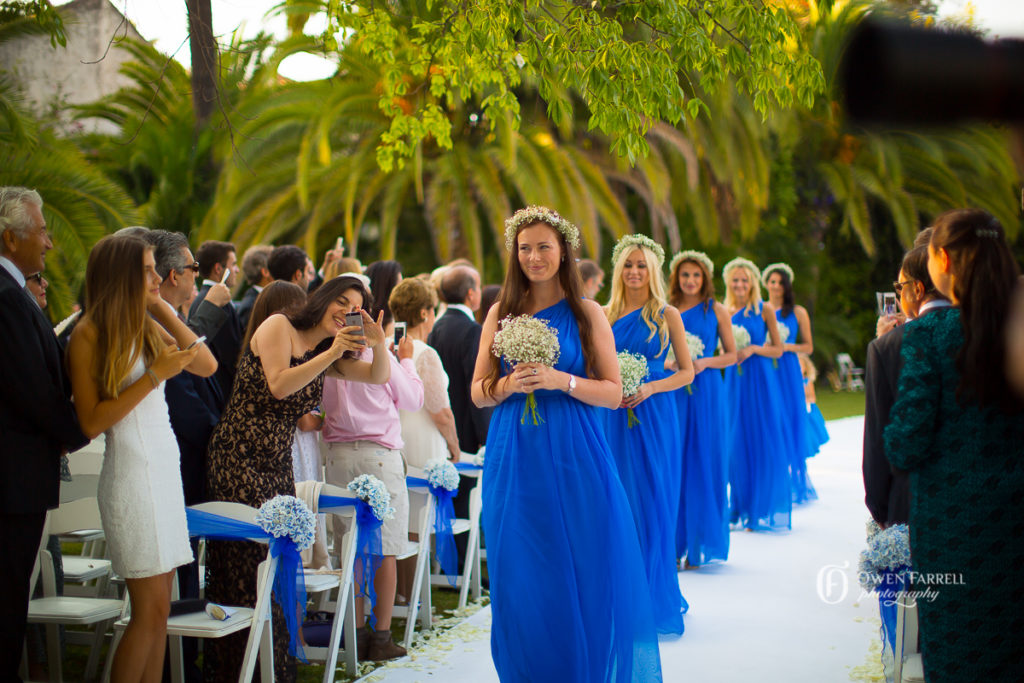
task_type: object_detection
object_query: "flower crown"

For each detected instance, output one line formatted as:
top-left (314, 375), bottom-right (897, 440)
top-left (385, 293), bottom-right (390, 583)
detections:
top-left (611, 234), bottom-right (665, 269)
top-left (668, 250), bottom-right (714, 279)
top-left (722, 257), bottom-right (761, 287)
top-left (504, 206), bottom-right (580, 252)
top-left (761, 262), bottom-right (795, 289)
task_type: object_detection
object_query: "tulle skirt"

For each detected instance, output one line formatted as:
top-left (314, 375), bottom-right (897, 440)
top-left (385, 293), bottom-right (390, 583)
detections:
top-left (605, 389), bottom-right (687, 635)
top-left (483, 391), bottom-right (663, 682)
top-left (676, 369), bottom-right (730, 565)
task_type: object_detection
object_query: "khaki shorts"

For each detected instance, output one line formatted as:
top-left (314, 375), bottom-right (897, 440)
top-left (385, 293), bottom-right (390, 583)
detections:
top-left (323, 440), bottom-right (410, 556)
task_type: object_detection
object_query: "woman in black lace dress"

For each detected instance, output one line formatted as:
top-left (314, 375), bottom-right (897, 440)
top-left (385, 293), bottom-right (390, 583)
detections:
top-left (204, 275), bottom-right (391, 682)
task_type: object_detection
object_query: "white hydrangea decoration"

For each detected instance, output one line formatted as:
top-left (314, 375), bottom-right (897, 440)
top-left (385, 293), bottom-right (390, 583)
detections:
top-left (611, 234), bottom-right (665, 269)
top-left (685, 332), bottom-right (704, 360)
top-left (347, 474), bottom-right (396, 521)
top-left (255, 495), bottom-right (316, 551)
top-left (504, 206), bottom-right (580, 251)
top-left (778, 323), bottom-right (790, 344)
top-left (617, 351), bottom-right (650, 397)
top-left (762, 262), bottom-right (795, 288)
top-left (423, 458), bottom-right (460, 492)
top-left (472, 448), bottom-right (485, 467)
top-left (668, 250), bottom-right (715, 279)
top-left (732, 324), bottom-right (752, 350)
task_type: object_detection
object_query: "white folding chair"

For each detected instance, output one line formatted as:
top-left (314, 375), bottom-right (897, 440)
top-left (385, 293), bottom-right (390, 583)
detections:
top-left (895, 592), bottom-right (923, 683)
top-left (61, 444), bottom-right (106, 553)
top-left (24, 503), bottom-right (122, 683)
top-left (427, 463), bottom-right (485, 609)
top-left (836, 353), bottom-right (865, 391)
top-left (393, 469), bottom-right (435, 649)
top-left (102, 501), bottom-right (277, 683)
top-left (302, 484), bottom-right (361, 682)
top-left (55, 476), bottom-right (113, 598)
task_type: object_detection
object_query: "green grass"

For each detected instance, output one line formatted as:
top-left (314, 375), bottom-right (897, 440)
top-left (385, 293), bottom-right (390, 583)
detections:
top-left (815, 385), bottom-right (865, 421)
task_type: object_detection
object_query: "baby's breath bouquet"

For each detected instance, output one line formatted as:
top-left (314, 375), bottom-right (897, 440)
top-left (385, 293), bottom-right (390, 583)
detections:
top-left (778, 324), bottom-right (790, 344)
top-left (733, 324), bottom-right (752, 375)
top-left (683, 332), bottom-right (704, 395)
top-left (492, 314), bottom-right (561, 425)
top-left (617, 351), bottom-right (649, 428)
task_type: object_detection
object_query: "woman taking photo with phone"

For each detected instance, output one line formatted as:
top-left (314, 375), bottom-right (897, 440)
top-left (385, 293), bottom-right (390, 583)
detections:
top-left (68, 234), bottom-right (216, 682)
top-left (204, 274), bottom-right (387, 682)
top-left (472, 207), bottom-right (660, 682)
top-left (603, 234), bottom-right (693, 635)
top-left (885, 209), bottom-right (1024, 682)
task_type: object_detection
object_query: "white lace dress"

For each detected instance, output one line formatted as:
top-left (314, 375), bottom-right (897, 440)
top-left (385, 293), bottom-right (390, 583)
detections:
top-left (98, 357), bottom-right (193, 578)
top-left (399, 339), bottom-right (452, 468)
top-left (291, 427), bottom-right (321, 483)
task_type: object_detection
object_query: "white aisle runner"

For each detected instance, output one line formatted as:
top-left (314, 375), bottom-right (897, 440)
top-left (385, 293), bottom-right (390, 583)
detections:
top-left (360, 416), bottom-right (881, 683)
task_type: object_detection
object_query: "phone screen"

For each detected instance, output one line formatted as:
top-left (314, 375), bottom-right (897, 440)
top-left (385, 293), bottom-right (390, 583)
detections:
top-left (394, 322), bottom-right (407, 347)
top-left (344, 311), bottom-right (365, 340)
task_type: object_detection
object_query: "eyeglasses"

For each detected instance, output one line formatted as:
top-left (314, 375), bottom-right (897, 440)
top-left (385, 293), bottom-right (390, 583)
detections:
top-left (26, 273), bottom-right (43, 284)
top-left (893, 280), bottom-right (914, 294)
top-left (184, 261), bottom-right (200, 273)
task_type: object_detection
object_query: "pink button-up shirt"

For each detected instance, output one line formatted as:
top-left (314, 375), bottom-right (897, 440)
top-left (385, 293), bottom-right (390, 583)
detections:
top-left (322, 348), bottom-right (424, 450)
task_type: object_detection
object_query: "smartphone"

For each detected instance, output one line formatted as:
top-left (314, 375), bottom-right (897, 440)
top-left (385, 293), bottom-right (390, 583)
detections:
top-left (335, 236), bottom-right (345, 253)
top-left (186, 335), bottom-right (207, 350)
top-left (882, 293), bottom-right (898, 316)
top-left (344, 311), bottom-right (365, 342)
top-left (394, 321), bottom-right (407, 347)
top-left (219, 267), bottom-right (231, 285)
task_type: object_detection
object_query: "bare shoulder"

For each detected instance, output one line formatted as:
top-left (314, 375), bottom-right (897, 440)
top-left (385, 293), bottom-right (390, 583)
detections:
top-left (795, 304), bottom-right (810, 319)
top-left (69, 316), bottom-right (98, 345)
top-left (663, 304), bottom-right (682, 322)
top-left (762, 301), bottom-right (776, 317)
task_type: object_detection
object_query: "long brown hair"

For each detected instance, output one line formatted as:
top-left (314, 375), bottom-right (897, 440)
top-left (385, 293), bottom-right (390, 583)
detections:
top-left (84, 234), bottom-right (164, 399)
top-left (930, 209), bottom-right (1021, 410)
top-left (482, 220), bottom-right (594, 398)
top-left (239, 281), bottom-right (307, 365)
top-left (669, 257), bottom-right (715, 312)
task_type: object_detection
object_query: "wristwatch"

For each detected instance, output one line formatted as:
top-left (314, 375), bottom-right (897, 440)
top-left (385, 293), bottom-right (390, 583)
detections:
top-left (566, 374), bottom-right (577, 394)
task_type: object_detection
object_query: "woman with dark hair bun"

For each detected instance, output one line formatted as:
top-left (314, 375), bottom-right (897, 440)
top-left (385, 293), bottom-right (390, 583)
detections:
top-left (885, 208), bottom-right (1024, 682)
top-left (204, 275), bottom-right (388, 682)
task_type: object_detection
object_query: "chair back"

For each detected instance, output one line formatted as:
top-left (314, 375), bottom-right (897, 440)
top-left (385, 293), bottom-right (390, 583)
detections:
top-left (50, 496), bottom-right (104, 536)
top-left (60, 474), bottom-right (100, 504)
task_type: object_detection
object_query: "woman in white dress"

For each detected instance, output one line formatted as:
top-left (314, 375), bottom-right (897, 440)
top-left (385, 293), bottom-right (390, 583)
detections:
top-left (68, 234), bottom-right (217, 683)
top-left (390, 277), bottom-right (461, 466)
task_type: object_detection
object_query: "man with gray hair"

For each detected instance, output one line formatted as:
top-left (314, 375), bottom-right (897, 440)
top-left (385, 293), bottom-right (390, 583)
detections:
top-left (0, 186), bottom-right (87, 680)
top-left (235, 244), bottom-right (273, 329)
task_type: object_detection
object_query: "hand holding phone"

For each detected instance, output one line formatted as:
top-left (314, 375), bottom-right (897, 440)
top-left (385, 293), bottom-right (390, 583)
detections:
top-left (219, 267), bottom-right (231, 285)
top-left (393, 322), bottom-right (407, 347)
top-left (344, 311), bottom-right (365, 342)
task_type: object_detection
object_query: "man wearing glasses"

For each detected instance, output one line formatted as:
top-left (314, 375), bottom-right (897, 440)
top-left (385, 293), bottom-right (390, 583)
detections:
top-left (0, 186), bottom-right (88, 681)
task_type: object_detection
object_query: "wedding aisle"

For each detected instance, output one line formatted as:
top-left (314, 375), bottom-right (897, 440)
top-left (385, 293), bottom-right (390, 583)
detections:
top-left (359, 416), bottom-right (880, 683)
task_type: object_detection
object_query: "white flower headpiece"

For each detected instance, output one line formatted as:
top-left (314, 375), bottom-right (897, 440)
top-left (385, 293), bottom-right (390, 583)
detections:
top-left (668, 250), bottom-right (714, 279)
top-left (504, 206), bottom-right (580, 252)
top-left (611, 234), bottom-right (665, 269)
top-left (761, 262), bottom-right (795, 289)
top-left (722, 257), bottom-right (762, 288)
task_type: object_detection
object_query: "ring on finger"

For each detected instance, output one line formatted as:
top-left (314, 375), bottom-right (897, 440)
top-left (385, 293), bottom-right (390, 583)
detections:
top-left (532, 367), bottom-right (538, 375)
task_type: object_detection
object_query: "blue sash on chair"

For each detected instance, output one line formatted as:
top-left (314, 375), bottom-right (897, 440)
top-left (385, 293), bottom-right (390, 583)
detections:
top-left (317, 495), bottom-right (385, 628)
top-left (406, 476), bottom-right (459, 585)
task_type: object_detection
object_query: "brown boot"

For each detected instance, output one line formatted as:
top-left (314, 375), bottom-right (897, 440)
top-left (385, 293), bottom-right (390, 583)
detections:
top-left (351, 625), bottom-right (372, 661)
top-left (367, 628), bottom-right (407, 661)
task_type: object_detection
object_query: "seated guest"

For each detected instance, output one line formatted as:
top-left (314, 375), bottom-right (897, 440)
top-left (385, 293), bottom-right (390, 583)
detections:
top-left (236, 244), bottom-right (273, 329)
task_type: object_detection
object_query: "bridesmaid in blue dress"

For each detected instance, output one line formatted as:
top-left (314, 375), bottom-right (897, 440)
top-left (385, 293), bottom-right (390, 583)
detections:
top-left (799, 354), bottom-right (830, 453)
top-left (668, 251), bottom-right (736, 568)
top-left (763, 263), bottom-right (817, 503)
top-left (472, 207), bottom-right (662, 682)
top-left (603, 235), bottom-right (694, 635)
top-left (722, 258), bottom-right (792, 530)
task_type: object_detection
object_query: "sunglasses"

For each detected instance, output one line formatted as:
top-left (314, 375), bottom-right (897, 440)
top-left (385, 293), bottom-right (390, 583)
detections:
top-left (183, 261), bottom-right (200, 273)
top-left (26, 272), bottom-right (44, 285)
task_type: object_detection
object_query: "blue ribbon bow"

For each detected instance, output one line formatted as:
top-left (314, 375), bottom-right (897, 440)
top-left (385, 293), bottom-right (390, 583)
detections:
top-left (185, 507), bottom-right (308, 662)
top-left (317, 494), bottom-right (384, 629)
top-left (406, 477), bottom-right (459, 586)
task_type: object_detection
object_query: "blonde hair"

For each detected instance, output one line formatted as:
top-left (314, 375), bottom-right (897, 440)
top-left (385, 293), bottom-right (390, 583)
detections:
top-left (605, 244), bottom-right (670, 353)
top-left (84, 235), bottom-right (164, 399)
top-left (723, 260), bottom-right (762, 315)
top-left (798, 352), bottom-right (817, 382)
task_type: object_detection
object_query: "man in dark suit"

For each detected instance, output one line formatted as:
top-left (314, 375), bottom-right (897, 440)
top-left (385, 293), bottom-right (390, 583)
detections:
top-left (145, 229), bottom-right (223, 682)
top-left (863, 243), bottom-right (950, 527)
top-left (0, 187), bottom-right (88, 681)
top-left (189, 240), bottom-right (242, 400)
top-left (235, 244), bottom-right (273, 330)
top-left (268, 244), bottom-right (315, 289)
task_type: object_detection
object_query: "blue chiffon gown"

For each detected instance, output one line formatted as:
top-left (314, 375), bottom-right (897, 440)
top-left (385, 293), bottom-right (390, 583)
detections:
top-left (606, 308), bottom-right (687, 635)
top-left (806, 389), bottom-right (830, 452)
top-left (482, 299), bottom-right (663, 682)
top-left (725, 304), bottom-right (792, 530)
top-left (676, 301), bottom-right (730, 565)
top-left (774, 309), bottom-right (817, 503)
